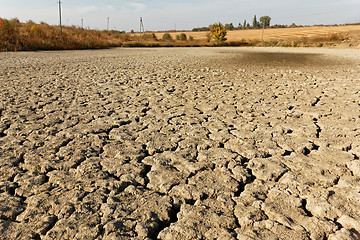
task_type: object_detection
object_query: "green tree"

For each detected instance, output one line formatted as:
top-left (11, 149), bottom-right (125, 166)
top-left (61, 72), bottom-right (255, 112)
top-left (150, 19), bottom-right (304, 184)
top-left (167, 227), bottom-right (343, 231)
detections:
top-left (210, 22), bottom-right (227, 43)
top-left (259, 16), bottom-right (271, 27)
top-left (225, 23), bottom-right (234, 30)
top-left (253, 15), bottom-right (258, 28)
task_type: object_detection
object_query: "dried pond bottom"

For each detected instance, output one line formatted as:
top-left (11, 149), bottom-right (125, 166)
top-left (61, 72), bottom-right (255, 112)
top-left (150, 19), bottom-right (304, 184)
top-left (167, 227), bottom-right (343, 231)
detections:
top-left (0, 47), bottom-right (359, 239)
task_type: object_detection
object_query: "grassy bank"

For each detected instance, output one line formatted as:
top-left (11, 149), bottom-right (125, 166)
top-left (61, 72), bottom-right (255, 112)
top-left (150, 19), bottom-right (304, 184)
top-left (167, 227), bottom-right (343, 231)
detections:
top-left (0, 18), bottom-right (151, 51)
top-left (0, 18), bottom-right (245, 51)
top-left (1, 18), bottom-right (359, 51)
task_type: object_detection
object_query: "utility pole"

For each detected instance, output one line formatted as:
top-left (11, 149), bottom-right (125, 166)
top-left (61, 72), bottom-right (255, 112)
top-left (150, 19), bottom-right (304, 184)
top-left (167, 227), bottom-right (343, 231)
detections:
top-left (81, 18), bottom-right (83, 29)
top-left (58, 0), bottom-right (62, 35)
top-left (139, 17), bottom-right (145, 37)
top-left (261, 21), bottom-right (265, 43)
top-left (107, 17), bottom-right (110, 31)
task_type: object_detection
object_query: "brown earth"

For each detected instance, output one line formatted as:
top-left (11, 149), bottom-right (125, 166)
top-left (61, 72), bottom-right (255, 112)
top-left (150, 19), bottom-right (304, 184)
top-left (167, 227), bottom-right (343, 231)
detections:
top-left (0, 47), bottom-right (359, 239)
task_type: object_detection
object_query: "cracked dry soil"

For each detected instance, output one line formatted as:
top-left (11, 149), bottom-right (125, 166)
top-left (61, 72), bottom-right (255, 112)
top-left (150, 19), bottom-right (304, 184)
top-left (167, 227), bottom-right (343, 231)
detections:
top-left (0, 47), bottom-right (359, 240)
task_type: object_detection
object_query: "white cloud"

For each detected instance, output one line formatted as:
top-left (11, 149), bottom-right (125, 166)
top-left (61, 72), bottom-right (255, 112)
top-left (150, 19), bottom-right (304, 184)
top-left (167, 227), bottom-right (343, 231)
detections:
top-left (129, 3), bottom-right (146, 12)
top-left (71, 5), bottom-right (98, 14)
top-left (105, 5), bottom-right (116, 11)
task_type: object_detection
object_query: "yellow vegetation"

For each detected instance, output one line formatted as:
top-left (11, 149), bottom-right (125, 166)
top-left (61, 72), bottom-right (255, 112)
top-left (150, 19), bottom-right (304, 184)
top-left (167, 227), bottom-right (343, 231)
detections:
top-left (1, 17), bottom-right (359, 51)
top-left (156, 25), bottom-right (360, 47)
top-left (210, 22), bottom-right (227, 43)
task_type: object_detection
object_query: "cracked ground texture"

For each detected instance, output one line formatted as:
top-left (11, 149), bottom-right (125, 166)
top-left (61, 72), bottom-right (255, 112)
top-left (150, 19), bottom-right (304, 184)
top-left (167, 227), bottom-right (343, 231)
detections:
top-left (0, 47), bottom-right (359, 240)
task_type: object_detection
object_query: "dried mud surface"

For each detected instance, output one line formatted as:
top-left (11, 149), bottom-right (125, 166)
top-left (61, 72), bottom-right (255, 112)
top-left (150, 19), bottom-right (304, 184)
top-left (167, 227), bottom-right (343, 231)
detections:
top-left (0, 47), bottom-right (359, 240)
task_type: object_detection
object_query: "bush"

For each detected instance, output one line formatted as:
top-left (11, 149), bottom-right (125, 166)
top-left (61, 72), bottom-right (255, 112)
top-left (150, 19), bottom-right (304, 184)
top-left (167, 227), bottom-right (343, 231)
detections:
top-left (141, 33), bottom-right (157, 41)
top-left (179, 33), bottom-right (187, 41)
top-left (162, 32), bottom-right (173, 41)
top-left (0, 18), bottom-right (17, 39)
top-left (0, 18), bottom-right (19, 51)
top-left (225, 23), bottom-right (234, 30)
top-left (176, 33), bottom-right (187, 41)
top-left (210, 22), bottom-right (227, 43)
top-left (188, 36), bottom-right (194, 41)
top-left (119, 33), bottom-right (131, 41)
top-left (30, 24), bottom-right (43, 37)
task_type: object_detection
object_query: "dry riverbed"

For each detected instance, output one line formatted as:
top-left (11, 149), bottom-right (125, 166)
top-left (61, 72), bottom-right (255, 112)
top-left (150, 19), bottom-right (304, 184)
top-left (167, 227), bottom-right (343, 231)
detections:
top-left (0, 47), bottom-right (359, 239)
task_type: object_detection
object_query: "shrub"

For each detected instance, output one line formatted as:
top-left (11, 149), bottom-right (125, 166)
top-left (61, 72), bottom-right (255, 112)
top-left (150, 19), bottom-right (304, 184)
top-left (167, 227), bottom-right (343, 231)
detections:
top-left (225, 23), bottom-right (234, 30)
top-left (179, 33), bottom-right (187, 41)
top-left (210, 22), bottom-right (227, 43)
top-left (142, 33), bottom-right (157, 41)
top-left (0, 18), bottom-right (19, 51)
top-left (176, 33), bottom-right (187, 41)
top-left (188, 36), bottom-right (194, 41)
top-left (328, 33), bottom-right (348, 41)
top-left (162, 32), bottom-right (173, 41)
top-left (0, 19), bottom-right (17, 39)
top-left (119, 33), bottom-right (131, 41)
top-left (30, 24), bottom-right (43, 37)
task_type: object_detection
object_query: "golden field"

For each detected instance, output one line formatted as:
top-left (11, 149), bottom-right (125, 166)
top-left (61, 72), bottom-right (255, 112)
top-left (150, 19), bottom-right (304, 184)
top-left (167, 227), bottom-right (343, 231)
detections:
top-left (154, 24), bottom-right (360, 47)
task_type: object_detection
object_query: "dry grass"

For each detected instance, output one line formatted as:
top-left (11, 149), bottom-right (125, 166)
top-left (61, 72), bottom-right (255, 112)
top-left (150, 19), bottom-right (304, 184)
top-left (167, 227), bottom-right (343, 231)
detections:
top-left (0, 19), bottom-right (211, 51)
top-left (1, 17), bottom-right (360, 51)
top-left (0, 18), bottom-right (129, 51)
top-left (156, 24), bottom-right (360, 47)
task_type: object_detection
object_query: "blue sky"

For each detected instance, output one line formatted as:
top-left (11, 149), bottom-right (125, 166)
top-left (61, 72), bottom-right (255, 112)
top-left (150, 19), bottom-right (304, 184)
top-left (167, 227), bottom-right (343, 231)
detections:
top-left (0, 0), bottom-right (359, 31)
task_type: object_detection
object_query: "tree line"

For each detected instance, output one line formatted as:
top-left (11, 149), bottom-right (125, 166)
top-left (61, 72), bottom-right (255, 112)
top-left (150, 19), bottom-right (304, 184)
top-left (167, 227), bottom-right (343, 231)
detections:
top-left (193, 15), bottom-right (296, 32)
